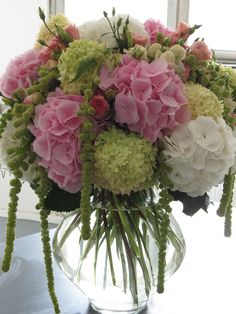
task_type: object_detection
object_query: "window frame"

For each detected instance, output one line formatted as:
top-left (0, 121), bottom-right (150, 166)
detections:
top-left (49, 0), bottom-right (236, 64)
top-left (174, 0), bottom-right (236, 64)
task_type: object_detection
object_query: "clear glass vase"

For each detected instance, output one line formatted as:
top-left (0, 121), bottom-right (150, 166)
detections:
top-left (52, 194), bottom-right (185, 314)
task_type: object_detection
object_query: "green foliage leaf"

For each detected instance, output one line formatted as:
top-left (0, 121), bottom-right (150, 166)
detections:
top-left (71, 57), bottom-right (97, 82)
top-left (44, 182), bottom-right (81, 212)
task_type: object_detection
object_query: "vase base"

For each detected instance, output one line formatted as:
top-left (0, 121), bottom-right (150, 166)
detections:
top-left (90, 302), bottom-right (147, 314)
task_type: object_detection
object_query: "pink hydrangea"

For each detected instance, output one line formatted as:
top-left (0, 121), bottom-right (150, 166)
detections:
top-left (100, 55), bottom-right (190, 143)
top-left (144, 20), bottom-right (191, 45)
top-left (0, 49), bottom-right (43, 97)
top-left (30, 88), bottom-right (84, 193)
top-left (144, 19), bottom-right (174, 44)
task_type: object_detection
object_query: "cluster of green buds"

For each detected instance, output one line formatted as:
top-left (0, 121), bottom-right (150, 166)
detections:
top-left (78, 89), bottom-right (96, 240)
top-left (128, 45), bottom-right (147, 60)
top-left (0, 109), bottom-right (13, 139)
top-left (187, 60), bottom-right (232, 98)
top-left (26, 66), bottom-right (60, 97)
top-left (103, 9), bottom-right (134, 52)
top-left (185, 58), bottom-right (236, 126)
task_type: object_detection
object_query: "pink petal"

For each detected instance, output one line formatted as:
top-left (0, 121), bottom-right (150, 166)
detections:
top-left (115, 92), bottom-right (139, 125)
top-left (33, 133), bottom-right (52, 160)
top-left (146, 100), bottom-right (163, 125)
top-left (129, 99), bottom-right (147, 133)
top-left (99, 65), bottom-right (118, 90)
top-left (131, 78), bottom-right (152, 101)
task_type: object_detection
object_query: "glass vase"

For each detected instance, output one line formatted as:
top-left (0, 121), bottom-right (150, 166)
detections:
top-left (52, 193), bottom-right (185, 314)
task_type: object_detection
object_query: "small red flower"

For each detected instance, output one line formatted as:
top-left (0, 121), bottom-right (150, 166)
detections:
top-left (90, 95), bottom-right (110, 119)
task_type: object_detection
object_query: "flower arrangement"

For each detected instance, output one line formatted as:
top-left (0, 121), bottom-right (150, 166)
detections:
top-left (0, 7), bottom-right (236, 314)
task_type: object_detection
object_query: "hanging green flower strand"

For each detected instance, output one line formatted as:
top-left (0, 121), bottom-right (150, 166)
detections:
top-left (156, 186), bottom-right (172, 293)
top-left (78, 89), bottom-right (96, 240)
top-left (217, 169), bottom-right (235, 237)
top-left (1, 178), bottom-right (21, 272)
top-left (34, 168), bottom-right (60, 313)
top-left (40, 208), bottom-right (60, 314)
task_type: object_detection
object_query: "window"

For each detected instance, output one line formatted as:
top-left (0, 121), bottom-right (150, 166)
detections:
top-left (65, 0), bottom-right (168, 25)
top-left (0, 0), bottom-right (48, 75)
top-left (189, 0), bottom-right (236, 63)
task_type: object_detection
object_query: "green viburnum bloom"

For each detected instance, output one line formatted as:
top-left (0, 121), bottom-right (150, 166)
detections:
top-left (93, 127), bottom-right (157, 194)
top-left (58, 39), bottom-right (110, 94)
top-left (220, 65), bottom-right (236, 89)
top-left (35, 14), bottom-right (70, 48)
top-left (185, 82), bottom-right (223, 119)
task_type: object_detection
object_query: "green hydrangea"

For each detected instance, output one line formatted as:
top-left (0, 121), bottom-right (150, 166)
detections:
top-left (185, 82), bottom-right (223, 119)
top-left (58, 39), bottom-right (109, 94)
top-left (219, 65), bottom-right (236, 100)
top-left (35, 14), bottom-right (70, 48)
top-left (93, 127), bottom-right (157, 194)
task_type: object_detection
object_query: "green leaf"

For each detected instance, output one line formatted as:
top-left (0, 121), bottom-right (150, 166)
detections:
top-left (102, 209), bottom-right (116, 285)
top-left (44, 182), bottom-right (81, 212)
top-left (55, 24), bottom-right (73, 44)
top-left (71, 57), bottom-right (97, 82)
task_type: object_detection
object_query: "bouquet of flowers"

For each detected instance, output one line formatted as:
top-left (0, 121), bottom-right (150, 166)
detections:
top-left (0, 7), bottom-right (236, 314)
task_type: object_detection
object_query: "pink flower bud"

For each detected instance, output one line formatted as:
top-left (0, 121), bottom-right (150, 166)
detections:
top-left (133, 33), bottom-right (148, 46)
top-left (23, 93), bottom-right (38, 105)
top-left (190, 41), bottom-right (212, 61)
top-left (64, 24), bottom-right (80, 40)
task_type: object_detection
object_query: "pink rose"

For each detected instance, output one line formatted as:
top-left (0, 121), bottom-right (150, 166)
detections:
top-left (190, 41), bottom-right (212, 61)
top-left (64, 24), bottom-right (80, 40)
top-left (170, 22), bottom-right (191, 44)
top-left (30, 88), bottom-right (84, 193)
top-left (39, 24), bottom-right (80, 63)
top-left (0, 49), bottom-right (43, 97)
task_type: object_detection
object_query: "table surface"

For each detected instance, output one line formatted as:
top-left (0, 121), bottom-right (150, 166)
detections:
top-left (1, 205), bottom-right (236, 314)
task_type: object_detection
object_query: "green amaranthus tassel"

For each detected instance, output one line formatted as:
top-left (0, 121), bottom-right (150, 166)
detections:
top-left (217, 170), bottom-right (235, 237)
top-left (157, 211), bottom-right (170, 293)
top-left (40, 209), bottom-right (60, 314)
top-left (0, 109), bottom-right (13, 137)
top-left (224, 174), bottom-right (235, 237)
top-left (217, 172), bottom-right (234, 217)
top-left (1, 178), bottom-right (21, 272)
top-left (78, 90), bottom-right (96, 240)
top-left (156, 185), bottom-right (172, 293)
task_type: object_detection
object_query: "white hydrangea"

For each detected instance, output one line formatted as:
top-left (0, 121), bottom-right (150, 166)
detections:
top-left (79, 14), bottom-right (149, 48)
top-left (162, 116), bottom-right (236, 197)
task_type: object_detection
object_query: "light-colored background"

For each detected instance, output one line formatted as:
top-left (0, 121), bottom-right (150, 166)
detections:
top-left (0, 1), bottom-right (236, 313)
